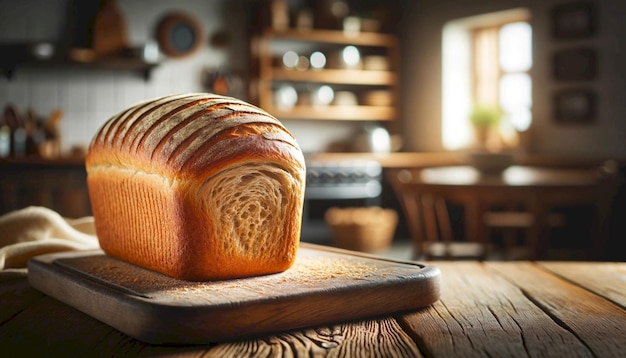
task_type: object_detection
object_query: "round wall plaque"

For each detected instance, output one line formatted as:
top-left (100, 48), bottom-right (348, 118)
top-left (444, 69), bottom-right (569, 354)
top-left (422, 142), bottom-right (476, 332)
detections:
top-left (157, 12), bottom-right (204, 58)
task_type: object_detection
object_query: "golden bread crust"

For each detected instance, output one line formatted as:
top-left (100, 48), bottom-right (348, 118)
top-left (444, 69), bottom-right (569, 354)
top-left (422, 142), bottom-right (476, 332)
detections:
top-left (86, 93), bottom-right (305, 280)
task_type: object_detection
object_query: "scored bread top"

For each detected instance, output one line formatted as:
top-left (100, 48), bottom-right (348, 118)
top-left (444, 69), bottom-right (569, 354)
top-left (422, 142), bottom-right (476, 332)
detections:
top-left (86, 93), bottom-right (305, 182)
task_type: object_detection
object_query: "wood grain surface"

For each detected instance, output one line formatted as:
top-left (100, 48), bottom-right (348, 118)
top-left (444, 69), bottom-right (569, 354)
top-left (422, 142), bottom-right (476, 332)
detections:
top-left (401, 262), bottom-right (591, 357)
top-left (2, 260), bottom-right (625, 357)
top-left (26, 244), bottom-right (440, 344)
top-left (538, 261), bottom-right (626, 308)
top-left (488, 262), bottom-right (626, 358)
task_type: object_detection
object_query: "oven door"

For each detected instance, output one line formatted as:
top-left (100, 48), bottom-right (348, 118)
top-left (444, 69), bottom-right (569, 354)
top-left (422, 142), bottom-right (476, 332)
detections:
top-left (301, 160), bottom-right (382, 244)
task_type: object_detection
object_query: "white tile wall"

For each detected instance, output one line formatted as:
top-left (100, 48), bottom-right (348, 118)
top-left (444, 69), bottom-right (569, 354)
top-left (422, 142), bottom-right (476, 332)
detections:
top-left (0, 0), bottom-right (361, 155)
top-left (0, 0), bottom-right (236, 153)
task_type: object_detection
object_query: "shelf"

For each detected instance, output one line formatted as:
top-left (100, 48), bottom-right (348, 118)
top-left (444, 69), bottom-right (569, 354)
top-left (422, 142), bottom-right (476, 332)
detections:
top-left (251, 27), bottom-right (399, 124)
top-left (0, 44), bottom-right (159, 81)
top-left (266, 105), bottom-right (396, 121)
top-left (265, 68), bottom-right (397, 86)
top-left (262, 29), bottom-right (397, 47)
top-left (2, 58), bottom-right (158, 81)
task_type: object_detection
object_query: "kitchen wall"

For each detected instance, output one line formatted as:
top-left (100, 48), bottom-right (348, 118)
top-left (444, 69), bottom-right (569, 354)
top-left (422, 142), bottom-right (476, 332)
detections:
top-left (400, 0), bottom-right (626, 158)
top-left (2, 0), bottom-right (624, 158)
top-left (0, 0), bottom-right (249, 153)
top-left (0, 0), bottom-right (366, 154)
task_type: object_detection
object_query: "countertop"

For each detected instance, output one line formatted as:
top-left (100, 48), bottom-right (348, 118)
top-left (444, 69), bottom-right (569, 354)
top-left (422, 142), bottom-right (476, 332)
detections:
top-left (2, 260), bottom-right (624, 356)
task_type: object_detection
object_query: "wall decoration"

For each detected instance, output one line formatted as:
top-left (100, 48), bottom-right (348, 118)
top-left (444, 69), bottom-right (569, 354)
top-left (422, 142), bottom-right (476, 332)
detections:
top-left (157, 12), bottom-right (204, 58)
top-left (554, 89), bottom-right (596, 124)
top-left (553, 47), bottom-right (597, 81)
top-left (551, 2), bottom-right (596, 40)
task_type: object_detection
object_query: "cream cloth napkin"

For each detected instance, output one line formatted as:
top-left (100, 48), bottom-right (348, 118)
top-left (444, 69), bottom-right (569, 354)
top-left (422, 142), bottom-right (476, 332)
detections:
top-left (0, 206), bottom-right (100, 270)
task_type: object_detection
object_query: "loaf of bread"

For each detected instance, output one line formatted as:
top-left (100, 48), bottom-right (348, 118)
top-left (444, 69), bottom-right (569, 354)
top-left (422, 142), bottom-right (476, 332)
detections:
top-left (85, 93), bottom-right (306, 280)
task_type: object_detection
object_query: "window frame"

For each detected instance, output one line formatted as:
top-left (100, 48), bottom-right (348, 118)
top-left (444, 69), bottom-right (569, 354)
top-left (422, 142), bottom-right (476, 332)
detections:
top-left (441, 8), bottom-right (531, 151)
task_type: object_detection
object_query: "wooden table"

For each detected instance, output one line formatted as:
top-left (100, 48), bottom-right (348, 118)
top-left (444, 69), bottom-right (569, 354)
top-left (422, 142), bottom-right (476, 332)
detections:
top-left (2, 261), bottom-right (625, 357)
top-left (388, 165), bottom-right (620, 259)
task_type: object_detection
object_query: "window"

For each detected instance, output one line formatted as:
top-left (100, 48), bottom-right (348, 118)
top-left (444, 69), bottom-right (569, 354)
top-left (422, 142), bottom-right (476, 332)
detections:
top-left (442, 9), bottom-right (532, 150)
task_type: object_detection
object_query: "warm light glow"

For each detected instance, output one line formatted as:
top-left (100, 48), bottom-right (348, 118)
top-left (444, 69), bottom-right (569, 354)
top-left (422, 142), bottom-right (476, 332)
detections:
top-left (442, 9), bottom-right (532, 149)
top-left (499, 22), bottom-right (532, 72)
top-left (507, 109), bottom-right (532, 132)
top-left (500, 73), bottom-right (531, 110)
top-left (500, 73), bottom-right (532, 132)
top-left (474, 27), bottom-right (499, 104)
top-left (499, 22), bottom-right (532, 133)
top-left (442, 23), bottom-right (472, 150)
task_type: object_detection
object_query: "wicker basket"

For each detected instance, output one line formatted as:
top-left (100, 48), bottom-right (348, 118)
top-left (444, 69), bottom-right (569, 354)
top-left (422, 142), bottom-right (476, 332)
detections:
top-left (325, 206), bottom-right (398, 253)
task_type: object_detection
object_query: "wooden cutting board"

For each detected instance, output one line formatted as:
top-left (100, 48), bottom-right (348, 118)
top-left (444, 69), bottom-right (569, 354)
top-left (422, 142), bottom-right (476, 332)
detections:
top-left (92, 0), bottom-right (128, 57)
top-left (28, 243), bottom-right (440, 345)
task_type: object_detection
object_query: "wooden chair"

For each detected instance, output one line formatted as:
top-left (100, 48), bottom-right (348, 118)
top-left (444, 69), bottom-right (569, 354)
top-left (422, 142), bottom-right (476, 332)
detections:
top-left (388, 170), bottom-right (484, 260)
top-left (388, 161), bottom-right (621, 260)
top-left (482, 206), bottom-right (566, 259)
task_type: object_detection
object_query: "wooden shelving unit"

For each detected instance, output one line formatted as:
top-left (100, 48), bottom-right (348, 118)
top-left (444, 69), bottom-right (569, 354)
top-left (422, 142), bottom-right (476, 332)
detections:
top-left (250, 28), bottom-right (400, 123)
top-left (266, 68), bottom-right (397, 85)
top-left (269, 105), bottom-right (396, 121)
top-left (264, 28), bottom-right (396, 46)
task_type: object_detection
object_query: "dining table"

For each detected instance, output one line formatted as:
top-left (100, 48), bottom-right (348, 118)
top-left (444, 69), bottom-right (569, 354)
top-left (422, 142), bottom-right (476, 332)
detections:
top-left (388, 164), bottom-right (620, 260)
top-left (2, 257), bottom-right (625, 357)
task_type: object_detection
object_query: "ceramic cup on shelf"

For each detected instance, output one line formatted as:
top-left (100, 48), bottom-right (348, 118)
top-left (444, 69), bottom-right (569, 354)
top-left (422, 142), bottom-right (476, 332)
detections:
top-left (352, 124), bottom-right (391, 154)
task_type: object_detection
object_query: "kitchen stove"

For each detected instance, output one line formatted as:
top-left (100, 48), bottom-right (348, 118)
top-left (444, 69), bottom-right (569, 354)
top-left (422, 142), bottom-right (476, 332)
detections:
top-left (301, 160), bottom-right (383, 243)
top-left (305, 160), bottom-right (382, 200)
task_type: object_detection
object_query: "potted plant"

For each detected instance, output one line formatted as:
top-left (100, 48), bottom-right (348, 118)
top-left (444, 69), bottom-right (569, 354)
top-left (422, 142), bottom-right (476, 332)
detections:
top-left (469, 104), bottom-right (502, 150)
top-left (467, 104), bottom-right (513, 174)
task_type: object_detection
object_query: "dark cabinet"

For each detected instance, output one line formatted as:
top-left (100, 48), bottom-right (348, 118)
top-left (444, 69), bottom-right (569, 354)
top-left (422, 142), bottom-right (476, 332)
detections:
top-left (0, 158), bottom-right (91, 218)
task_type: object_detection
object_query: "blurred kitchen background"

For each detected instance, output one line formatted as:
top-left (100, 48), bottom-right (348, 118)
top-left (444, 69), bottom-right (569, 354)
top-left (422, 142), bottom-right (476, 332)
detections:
top-left (1, 0), bottom-right (625, 261)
